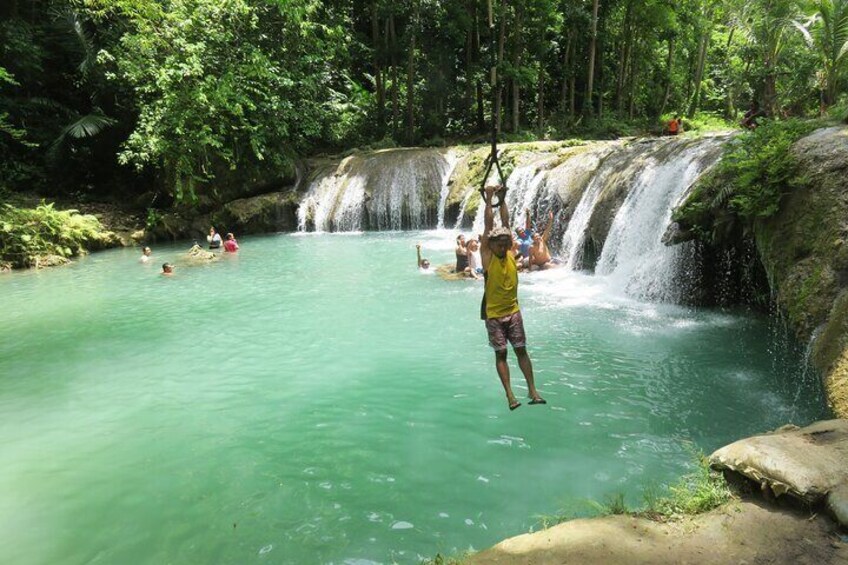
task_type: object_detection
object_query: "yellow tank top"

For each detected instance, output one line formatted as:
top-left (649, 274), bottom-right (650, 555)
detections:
top-left (485, 253), bottom-right (520, 319)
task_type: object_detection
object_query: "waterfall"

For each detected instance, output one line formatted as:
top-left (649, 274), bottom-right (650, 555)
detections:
top-left (297, 136), bottom-right (729, 306)
top-left (465, 161), bottom-right (556, 237)
top-left (453, 188), bottom-right (477, 231)
top-left (503, 158), bottom-right (557, 217)
top-left (297, 149), bottom-right (454, 232)
top-left (594, 137), bottom-right (724, 301)
top-left (436, 151), bottom-right (460, 230)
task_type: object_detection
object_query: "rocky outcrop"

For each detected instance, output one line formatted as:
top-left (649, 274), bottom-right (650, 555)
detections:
top-left (468, 420), bottom-right (848, 565)
top-left (212, 190), bottom-right (301, 234)
top-left (756, 127), bottom-right (848, 416)
top-left (710, 420), bottom-right (848, 518)
top-left (669, 126), bottom-right (848, 415)
top-left (467, 501), bottom-right (846, 565)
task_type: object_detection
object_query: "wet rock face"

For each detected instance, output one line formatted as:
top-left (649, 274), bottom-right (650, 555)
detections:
top-left (756, 126), bottom-right (848, 416)
top-left (213, 191), bottom-right (300, 234)
top-left (710, 419), bottom-right (848, 526)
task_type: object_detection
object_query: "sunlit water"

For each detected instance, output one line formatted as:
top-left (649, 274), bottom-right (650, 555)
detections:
top-left (0, 232), bottom-right (828, 564)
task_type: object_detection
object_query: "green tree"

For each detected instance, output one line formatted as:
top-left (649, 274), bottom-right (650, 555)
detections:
top-left (86, 0), bottom-right (352, 200)
top-left (794, 0), bottom-right (848, 110)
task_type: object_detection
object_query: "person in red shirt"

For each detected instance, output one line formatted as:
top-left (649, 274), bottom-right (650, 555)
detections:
top-left (223, 233), bottom-right (239, 252)
top-left (667, 115), bottom-right (681, 135)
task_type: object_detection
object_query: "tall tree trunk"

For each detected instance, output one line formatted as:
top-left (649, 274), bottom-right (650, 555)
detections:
top-left (371, 2), bottom-right (385, 135)
top-left (688, 14), bottom-right (712, 118)
top-left (537, 70), bottom-right (545, 134)
top-left (474, 0), bottom-right (485, 132)
top-left (615, 0), bottom-right (633, 114)
top-left (585, 0), bottom-right (600, 116)
top-left (496, 0), bottom-right (507, 133)
top-left (389, 14), bottom-right (399, 138)
top-left (762, 63), bottom-right (777, 117)
top-left (511, 4), bottom-right (524, 133)
top-left (628, 40), bottom-right (640, 119)
top-left (659, 36), bottom-right (674, 117)
top-left (406, 0), bottom-right (418, 142)
top-left (464, 2), bottom-right (475, 117)
top-left (560, 32), bottom-right (572, 112)
top-left (569, 73), bottom-right (576, 118)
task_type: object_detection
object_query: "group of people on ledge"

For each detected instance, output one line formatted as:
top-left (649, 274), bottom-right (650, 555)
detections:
top-left (417, 208), bottom-right (560, 277)
top-left (139, 226), bottom-right (240, 276)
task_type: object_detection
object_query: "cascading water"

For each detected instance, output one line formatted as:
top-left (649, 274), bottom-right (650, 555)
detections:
top-left (503, 158), bottom-right (556, 218)
top-left (297, 149), bottom-right (455, 232)
top-left (558, 144), bottom-right (649, 270)
top-left (594, 137), bottom-right (725, 301)
top-left (300, 137), bottom-right (726, 305)
top-left (436, 151), bottom-right (459, 230)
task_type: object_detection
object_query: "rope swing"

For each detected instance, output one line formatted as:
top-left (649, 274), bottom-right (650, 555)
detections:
top-left (478, 0), bottom-right (507, 208)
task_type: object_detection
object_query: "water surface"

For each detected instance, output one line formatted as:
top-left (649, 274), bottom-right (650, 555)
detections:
top-left (0, 232), bottom-right (827, 564)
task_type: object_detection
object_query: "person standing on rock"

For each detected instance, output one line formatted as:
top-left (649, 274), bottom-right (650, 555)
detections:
top-left (480, 185), bottom-right (546, 411)
top-left (529, 211), bottom-right (557, 270)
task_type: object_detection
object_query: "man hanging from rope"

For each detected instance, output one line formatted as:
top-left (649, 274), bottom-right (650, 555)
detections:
top-left (480, 185), bottom-right (546, 411)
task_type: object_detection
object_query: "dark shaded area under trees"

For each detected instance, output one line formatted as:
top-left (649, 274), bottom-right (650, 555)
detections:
top-left (1, 0), bottom-right (846, 208)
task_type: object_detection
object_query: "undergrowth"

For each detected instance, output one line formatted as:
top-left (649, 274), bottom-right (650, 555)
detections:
top-left (672, 118), bottom-right (820, 244)
top-left (0, 201), bottom-right (114, 269)
top-left (535, 452), bottom-right (736, 530)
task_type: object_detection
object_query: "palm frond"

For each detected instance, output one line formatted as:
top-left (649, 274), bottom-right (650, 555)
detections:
top-left (51, 7), bottom-right (97, 76)
top-left (62, 113), bottom-right (116, 139)
top-left (710, 183), bottom-right (736, 211)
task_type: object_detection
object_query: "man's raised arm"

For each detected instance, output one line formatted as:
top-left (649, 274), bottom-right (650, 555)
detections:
top-left (499, 189), bottom-right (510, 230)
top-left (483, 187), bottom-right (495, 235)
top-left (542, 210), bottom-right (553, 242)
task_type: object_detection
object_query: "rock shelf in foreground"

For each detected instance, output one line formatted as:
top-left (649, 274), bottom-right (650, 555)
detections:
top-left (468, 419), bottom-right (848, 565)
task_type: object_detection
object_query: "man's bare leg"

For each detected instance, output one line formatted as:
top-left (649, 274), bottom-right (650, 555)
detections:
top-left (495, 349), bottom-right (520, 409)
top-left (514, 346), bottom-right (545, 402)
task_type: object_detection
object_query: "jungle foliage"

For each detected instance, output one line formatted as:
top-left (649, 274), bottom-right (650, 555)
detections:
top-left (1, 0), bottom-right (847, 204)
top-left (672, 119), bottom-right (819, 243)
top-left (0, 201), bottom-right (116, 268)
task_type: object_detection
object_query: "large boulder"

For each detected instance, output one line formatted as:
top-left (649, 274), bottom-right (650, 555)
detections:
top-left (709, 419), bottom-right (848, 525)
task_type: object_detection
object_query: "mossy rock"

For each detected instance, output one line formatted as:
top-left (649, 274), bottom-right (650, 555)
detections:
top-left (755, 127), bottom-right (848, 340)
top-left (812, 290), bottom-right (848, 417)
top-left (212, 190), bottom-right (300, 234)
top-left (435, 263), bottom-right (475, 281)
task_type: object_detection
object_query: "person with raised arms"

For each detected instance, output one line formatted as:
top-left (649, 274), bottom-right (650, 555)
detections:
top-left (480, 185), bottom-right (546, 411)
top-left (528, 210), bottom-right (557, 270)
top-left (415, 243), bottom-right (431, 271)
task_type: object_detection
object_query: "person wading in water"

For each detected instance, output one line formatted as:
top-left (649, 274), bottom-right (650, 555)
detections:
top-left (480, 185), bottom-right (546, 411)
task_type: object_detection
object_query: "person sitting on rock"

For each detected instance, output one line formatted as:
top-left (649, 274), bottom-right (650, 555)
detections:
top-left (529, 211), bottom-right (557, 270)
top-left (416, 244), bottom-right (430, 271)
top-left (455, 234), bottom-right (468, 272)
top-left (667, 115), bottom-right (681, 135)
top-left (465, 237), bottom-right (482, 280)
top-left (223, 233), bottom-right (239, 253)
top-left (140, 246), bottom-right (152, 263)
top-left (207, 227), bottom-right (222, 250)
top-left (515, 208), bottom-right (534, 261)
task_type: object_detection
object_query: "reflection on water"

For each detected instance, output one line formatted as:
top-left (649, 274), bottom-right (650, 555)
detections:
top-left (0, 231), bottom-right (828, 564)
